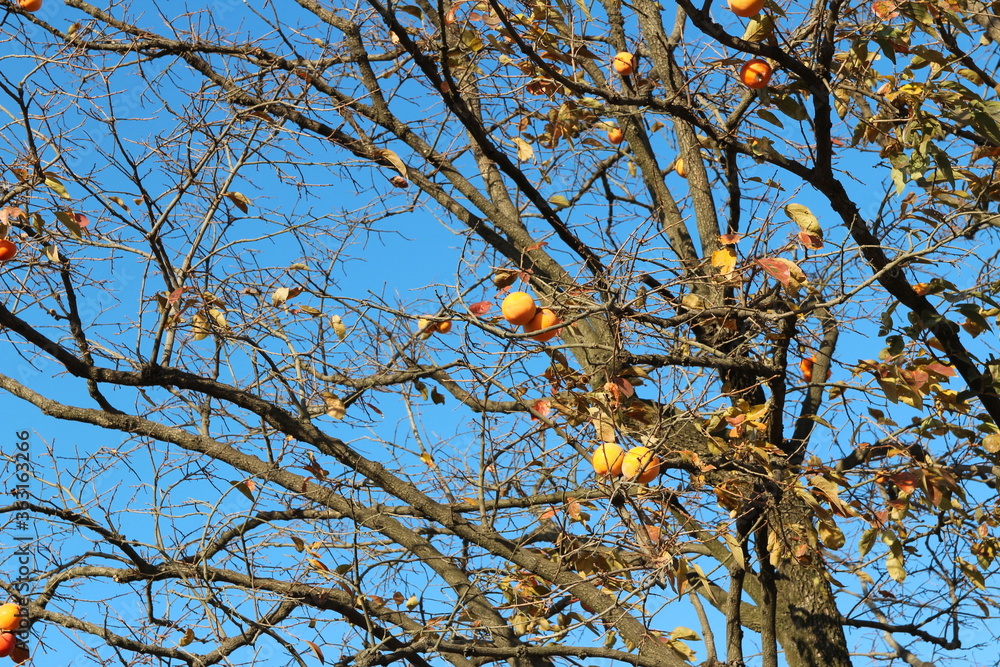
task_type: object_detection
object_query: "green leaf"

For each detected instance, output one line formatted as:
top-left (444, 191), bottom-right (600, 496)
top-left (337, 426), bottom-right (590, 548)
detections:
top-left (777, 95), bottom-right (810, 121)
top-left (756, 109), bottom-right (784, 128)
top-left (859, 527), bottom-right (877, 558)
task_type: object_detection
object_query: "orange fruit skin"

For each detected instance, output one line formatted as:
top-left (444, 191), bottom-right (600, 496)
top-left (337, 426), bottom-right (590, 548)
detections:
top-left (607, 127), bottom-right (624, 145)
top-left (0, 605), bottom-right (21, 632)
top-left (740, 59), bottom-right (772, 89)
top-left (8, 643), bottom-right (27, 665)
top-left (675, 157), bottom-right (687, 178)
top-left (0, 240), bottom-right (17, 262)
top-left (501, 291), bottom-right (537, 326)
top-left (799, 356), bottom-right (815, 382)
top-left (592, 443), bottom-right (625, 477)
top-left (612, 52), bottom-right (635, 76)
top-left (729, 0), bottom-right (765, 17)
top-left (19, 0), bottom-right (42, 11)
top-left (523, 308), bottom-right (560, 342)
top-left (0, 633), bottom-right (14, 658)
top-left (621, 446), bottom-right (661, 484)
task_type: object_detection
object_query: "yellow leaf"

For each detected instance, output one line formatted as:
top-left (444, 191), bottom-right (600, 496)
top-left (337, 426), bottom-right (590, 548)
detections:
top-left (818, 518), bottom-right (845, 550)
top-left (191, 311), bottom-right (210, 340)
top-left (711, 247), bottom-right (737, 282)
top-left (419, 451), bottom-right (437, 468)
top-left (208, 307), bottom-right (227, 329)
top-left (329, 314), bottom-right (348, 340)
top-left (45, 176), bottom-right (72, 199)
top-left (785, 203), bottom-right (823, 237)
top-left (513, 137), bottom-right (534, 162)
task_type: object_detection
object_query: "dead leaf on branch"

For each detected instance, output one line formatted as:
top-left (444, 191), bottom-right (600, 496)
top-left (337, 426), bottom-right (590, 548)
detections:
top-left (320, 392), bottom-right (346, 419)
top-left (377, 148), bottom-right (408, 178)
top-left (757, 257), bottom-right (808, 295)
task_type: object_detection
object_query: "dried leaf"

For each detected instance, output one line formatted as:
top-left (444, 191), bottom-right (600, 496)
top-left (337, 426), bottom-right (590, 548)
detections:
top-left (588, 406), bottom-right (616, 442)
top-left (757, 257), bottom-right (808, 294)
top-left (468, 301), bottom-right (492, 316)
top-left (229, 479), bottom-right (255, 502)
top-left (43, 244), bottom-right (61, 262)
top-left (271, 286), bottom-right (303, 306)
top-left (321, 392), bottom-right (346, 419)
top-left (305, 641), bottom-right (326, 664)
top-left (208, 307), bottom-right (227, 329)
top-left (378, 148), bottom-right (408, 177)
top-left (223, 191), bottom-right (251, 213)
top-left (797, 230), bottom-right (824, 249)
top-left (513, 137), bottom-right (534, 162)
top-left (179, 629), bottom-right (195, 647)
top-left (191, 311), bottom-right (210, 340)
top-left (329, 314), bottom-right (348, 340)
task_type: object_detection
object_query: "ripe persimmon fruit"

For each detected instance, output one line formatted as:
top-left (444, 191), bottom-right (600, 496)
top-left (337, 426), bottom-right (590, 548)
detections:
top-left (0, 633), bottom-right (14, 658)
top-left (0, 605), bottom-right (21, 632)
top-left (436, 320), bottom-right (453, 334)
top-left (621, 446), bottom-right (660, 483)
top-left (501, 291), bottom-right (537, 326)
top-left (0, 240), bottom-right (17, 262)
top-left (592, 443), bottom-right (625, 477)
top-left (607, 127), bottom-right (624, 145)
top-left (799, 356), bottom-right (815, 382)
top-left (19, 0), bottom-right (43, 11)
top-left (729, 0), bottom-right (765, 17)
top-left (612, 52), bottom-right (635, 76)
top-left (523, 308), bottom-right (560, 342)
top-left (675, 157), bottom-right (687, 178)
top-left (740, 59), bottom-right (772, 89)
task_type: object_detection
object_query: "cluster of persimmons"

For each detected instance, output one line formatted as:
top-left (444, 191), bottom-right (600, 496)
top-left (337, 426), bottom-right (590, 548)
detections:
top-left (0, 604), bottom-right (28, 664)
top-left (606, 0), bottom-right (773, 148)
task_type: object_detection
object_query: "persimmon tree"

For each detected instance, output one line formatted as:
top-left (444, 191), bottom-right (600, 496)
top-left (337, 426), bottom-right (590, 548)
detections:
top-left (2, 0), bottom-right (1000, 665)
